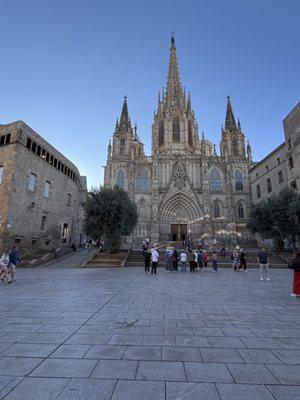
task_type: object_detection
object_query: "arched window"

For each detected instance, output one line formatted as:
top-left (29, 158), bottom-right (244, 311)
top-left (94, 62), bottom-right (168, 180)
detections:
top-left (136, 170), bottom-right (148, 192)
top-left (235, 170), bottom-right (243, 190)
top-left (188, 120), bottom-right (193, 146)
top-left (116, 169), bottom-right (125, 188)
top-left (173, 117), bottom-right (180, 142)
top-left (138, 200), bottom-right (147, 219)
top-left (237, 201), bottom-right (245, 219)
top-left (209, 168), bottom-right (221, 192)
top-left (232, 138), bottom-right (238, 155)
top-left (62, 223), bottom-right (68, 243)
top-left (158, 120), bottom-right (164, 146)
top-left (213, 201), bottom-right (222, 218)
top-left (40, 216), bottom-right (47, 231)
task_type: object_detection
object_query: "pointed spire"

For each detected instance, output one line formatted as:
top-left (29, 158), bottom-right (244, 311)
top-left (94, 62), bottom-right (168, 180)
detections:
top-left (187, 92), bottom-right (191, 111)
top-left (225, 96), bottom-right (237, 132)
top-left (133, 123), bottom-right (140, 142)
top-left (247, 140), bottom-right (252, 162)
top-left (165, 35), bottom-right (184, 108)
top-left (119, 95), bottom-right (131, 130)
top-left (107, 140), bottom-right (112, 160)
top-left (237, 118), bottom-right (241, 131)
top-left (157, 92), bottom-right (161, 112)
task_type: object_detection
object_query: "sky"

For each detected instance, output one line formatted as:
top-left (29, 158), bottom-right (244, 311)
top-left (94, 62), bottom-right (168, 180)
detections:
top-left (1, 0), bottom-right (299, 188)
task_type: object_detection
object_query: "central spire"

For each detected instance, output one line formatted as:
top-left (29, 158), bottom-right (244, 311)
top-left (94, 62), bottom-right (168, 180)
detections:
top-left (165, 35), bottom-right (184, 108)
top-left (119, 95), bottom-right (131, 131)
top-left (225, 96), bottom-right (237, 132)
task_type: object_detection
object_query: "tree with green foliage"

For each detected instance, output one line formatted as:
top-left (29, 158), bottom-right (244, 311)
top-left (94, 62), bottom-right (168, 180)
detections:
top-left (249, 187), bottom-right (300, 250)
top-left (84, 186), bottom-right (138, 252)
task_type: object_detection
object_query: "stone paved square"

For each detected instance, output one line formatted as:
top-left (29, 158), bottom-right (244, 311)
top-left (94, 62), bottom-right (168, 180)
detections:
top-left (0, 255), bottom-right (299, 399)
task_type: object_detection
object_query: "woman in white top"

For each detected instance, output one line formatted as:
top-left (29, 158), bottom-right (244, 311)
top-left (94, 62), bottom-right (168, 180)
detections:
top-left (0, 252), bottom-right (10, 283)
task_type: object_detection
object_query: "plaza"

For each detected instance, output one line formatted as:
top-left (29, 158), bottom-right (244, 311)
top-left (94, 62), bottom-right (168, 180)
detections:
top-left (0, 251), bottom-right (299, 399)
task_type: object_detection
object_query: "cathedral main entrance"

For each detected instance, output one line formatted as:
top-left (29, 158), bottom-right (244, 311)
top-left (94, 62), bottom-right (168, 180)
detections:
top-left (171, 224), bottom-right (187, 242)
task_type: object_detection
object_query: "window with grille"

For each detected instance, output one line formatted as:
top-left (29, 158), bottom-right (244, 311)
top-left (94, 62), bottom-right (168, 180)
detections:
top-left (172, 117), bottom-right (180, 142)
top-left (210, 168), bottom-right (222, 192)
top-left (116, 169), bottom-right (125, 188)
top-left (158, 120), bottom-right (164, 146)
top-left (235, 170), bottom-right (243, 190)
top-left (28, 173), bottom-right (36, 191)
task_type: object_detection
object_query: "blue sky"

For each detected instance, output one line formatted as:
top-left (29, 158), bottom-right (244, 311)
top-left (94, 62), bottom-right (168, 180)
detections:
top-left (1, 0), bottom-right (299, 188)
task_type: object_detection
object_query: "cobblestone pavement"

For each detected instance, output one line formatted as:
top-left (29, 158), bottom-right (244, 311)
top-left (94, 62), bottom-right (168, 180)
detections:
top-left (0, 257), bottom-right (299, 399)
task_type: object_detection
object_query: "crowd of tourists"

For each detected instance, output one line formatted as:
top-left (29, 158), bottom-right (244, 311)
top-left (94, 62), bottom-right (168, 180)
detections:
top-left (141, 240), bottom-right (300, 297)
top-left (0, 245), bottom-right (21, 284)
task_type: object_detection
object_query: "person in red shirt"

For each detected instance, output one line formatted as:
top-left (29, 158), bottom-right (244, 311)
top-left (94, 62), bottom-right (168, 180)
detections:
top-left (203, 250), bottom-right (209, 270)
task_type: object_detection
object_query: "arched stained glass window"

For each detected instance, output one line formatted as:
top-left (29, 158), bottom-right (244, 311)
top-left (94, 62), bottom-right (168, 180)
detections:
top-left (173, 117), bottom-right (180, 142)
top-left (158, 120), bottom-right (164, 146)
top-left (213, 201), bottom-right (222, 218)
top-left (209, 168), bottom-right (221, 192)
top-left (237, 201), bottom-right (245, 219)
top-left (235, 170), bottom-right (243, 191)
top-left (136, 170), bottom-right (148, 192)
top-left (188, 120), bottom-right (193, 146)
top-left (232, 138), bottom-right (238, 155)
top-left (116, 169), bottom-right (125, 188)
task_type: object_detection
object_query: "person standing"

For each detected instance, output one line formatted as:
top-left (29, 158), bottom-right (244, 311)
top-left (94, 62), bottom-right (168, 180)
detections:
top-left (0, 251), bottom-right (10, 283)
top-left (151, 247), bottom-right (159, 275)
top-left (232, 248), bottom-right (240, 271)
top-left (144, 248), bottom-right (151, 273)
top-left (289, 251), bottom-right (300, 297)
top-left (203, 250), bottom-right (209, 271)
top-left (180, 251), bottom-right (188, 272)
top-left (212, 251), bottom-right (218, 272)
top-left (257, 247), bottom-right (270, 281)
top-left (188, 250), bottom-right (195, 272)
top-left (197, 250), bottom-right (204, 271)
top-left (172, 249), bottom-right (179, 271)
top-left (8, 245), bottom-right (21, 283)
top-left (238, 249), bottom-right (247, 272)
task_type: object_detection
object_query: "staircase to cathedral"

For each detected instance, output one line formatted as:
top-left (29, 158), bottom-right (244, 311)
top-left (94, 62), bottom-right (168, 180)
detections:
top-left (81, 250), bottom-right (128, 268)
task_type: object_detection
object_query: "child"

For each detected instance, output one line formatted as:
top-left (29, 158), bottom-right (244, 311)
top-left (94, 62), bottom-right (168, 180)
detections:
top-left (212, 251), bottom-right (218, 272)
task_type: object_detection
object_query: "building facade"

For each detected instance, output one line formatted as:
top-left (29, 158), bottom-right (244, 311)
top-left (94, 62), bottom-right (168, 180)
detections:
top-left (249, 102), bottom-right (300, 204)
top-left (104, 37), bottom-right (253, 246)
top-left (0, 120), bottom-right (87, 252)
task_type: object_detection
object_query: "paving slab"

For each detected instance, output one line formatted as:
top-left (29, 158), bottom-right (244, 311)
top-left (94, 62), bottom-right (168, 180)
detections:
top-left (3, 377), bottom-right (68, 400)
top-left (200, 348), bottom-right (244, 363)
top-left (56, 378), bottom-right (116, 400)
top-left (185, 362), bottom-right (233, 383)
top-left (111, 380), bottom-right (165, 400)
top-left (266, 364), bottom-right (300, 385)
top-left (30, 359), bottom-right (97, 378)
top-left (50, 344), bottom-right (91, 359)
top-left (166, 382), bottom-right (220, 400)
top-left (227, 363), bottom-right (279, 384)
top-left (216, 383), bottom-right (275, 400)
top-left (0, 357), bottom-right (43, 376)
top-left (123, 346), bottom-right (161, 360)
top-left (162, 346), bottom-right (202, 361)
top-left (238, 348), bottom-right (282, 364)
top-left (136, 360), bottom-right (186, 382)
top-left (267, 384), bottom-right (300, 400)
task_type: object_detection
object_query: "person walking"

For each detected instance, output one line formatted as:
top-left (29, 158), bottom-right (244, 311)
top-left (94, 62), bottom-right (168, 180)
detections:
top-left (197, 250), bottom-right (204, 271)
top-left (238, 249), bottom-right (247, 272)
top-left (289, 251), bottom-right (300, 297)
top-left (144, 248), bottom-right (151, 273)
top-left (180, 251), bottom-right (188, 272)
top-left (258, 247), bottom-right (270, 281)
top-left (8, 245), bottom-right (21, 283)
top-left (203, 250), bottom-right (209, 271)
top-left (151, 247), bottom-right (159, 275)
top-left (188, 250), bottom-right (195, 272)
top-left (220, 244), bottom-right (226, 257)
top-left (172, 249), bottom-right (179, 271)
top-left (212, 251), bottom-right (218, 272)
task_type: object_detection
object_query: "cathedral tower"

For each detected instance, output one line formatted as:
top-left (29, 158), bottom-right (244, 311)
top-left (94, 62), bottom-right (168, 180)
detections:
top-left (152, 36), bottom-right (198, 154)
top-left (112, 96), bottom-right (134, 160)
top-left (220, 96), bottom-right (246, 159)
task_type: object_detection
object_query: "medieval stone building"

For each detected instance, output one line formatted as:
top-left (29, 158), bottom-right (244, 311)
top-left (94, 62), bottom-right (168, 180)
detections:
top-left (0, 120), bottom-right (87, 252)
top-left (104, 37), bottom-right (253, 245)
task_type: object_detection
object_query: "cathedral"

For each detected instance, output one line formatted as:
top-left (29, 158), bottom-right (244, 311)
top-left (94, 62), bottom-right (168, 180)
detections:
top-left (104, 37), bottom-right (253, 246)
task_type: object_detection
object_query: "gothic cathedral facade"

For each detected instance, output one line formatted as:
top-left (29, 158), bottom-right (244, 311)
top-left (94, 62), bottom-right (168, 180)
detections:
top-left (104, 37), bottom-right (253, 246)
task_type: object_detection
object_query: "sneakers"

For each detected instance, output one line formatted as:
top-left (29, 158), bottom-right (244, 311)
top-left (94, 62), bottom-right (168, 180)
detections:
top-left (260, 278), bottom-right (264, 281)
top-left (291, 293), bottom-right (297, 297)
top-left (266, 278), bottom-right (271, 281)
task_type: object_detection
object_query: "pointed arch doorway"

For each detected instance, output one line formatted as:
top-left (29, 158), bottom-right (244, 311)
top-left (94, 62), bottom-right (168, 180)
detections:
top-left (171, 223), bottom-right (187, 242)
